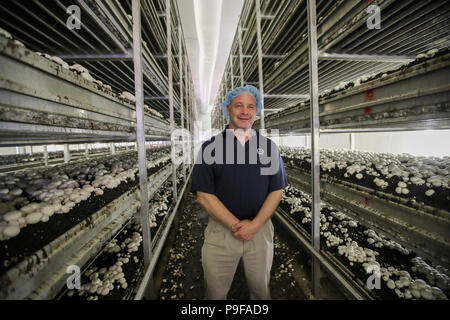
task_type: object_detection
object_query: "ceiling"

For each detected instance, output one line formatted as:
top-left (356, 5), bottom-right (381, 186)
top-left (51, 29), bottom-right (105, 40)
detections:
top-left (177, 0), bottom-right (244, 120)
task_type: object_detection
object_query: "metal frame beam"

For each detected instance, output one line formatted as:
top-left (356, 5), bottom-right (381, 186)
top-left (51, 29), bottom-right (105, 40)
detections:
top-left (233, 54), bottom-right (285, 59)
top-left (179, 25), bottom-right (186, 181)
top-left (318, 52), bottom-right (415, 63)
top-left (307, 0), bottom-right (321, 297)
top-left (264, 94), bottom-right (310, 99)
top-left (144, 96), bottom-right (169, 100)
top-left (255, 0), bottom-right (265, 129)
top-left (167, 0), bottom-right (178, 205)
top-left (238, 25), bottom-right (244, 86)
top-left (63, 144), bottom-right (70, 163)
top-left (58, 51), bottom-right (133, 61)
top-left (132, 0), bottom-right (153, 300)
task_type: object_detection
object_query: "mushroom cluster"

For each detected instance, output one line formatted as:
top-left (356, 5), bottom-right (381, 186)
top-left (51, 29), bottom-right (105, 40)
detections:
top-left (281, 146), bottom-right (450, 211)
top-left (70, 223), bottom-right (143, 299)
top-left (312, 47), bottom-right (445, 100)
top-left (144, 105), bottom-right (165, 120)
top-left (0, 147), bottom-right (171, 241)
top-left (280, 185), bottom-right (448, 300)
top-left (411, 257), bottom-right (449, 292)
top-left (148, 184), bottom-right (172, 228)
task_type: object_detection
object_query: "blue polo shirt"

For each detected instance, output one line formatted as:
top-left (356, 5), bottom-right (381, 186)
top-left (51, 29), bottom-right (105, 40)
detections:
top-left (191, 127), bottom-right (288, 220)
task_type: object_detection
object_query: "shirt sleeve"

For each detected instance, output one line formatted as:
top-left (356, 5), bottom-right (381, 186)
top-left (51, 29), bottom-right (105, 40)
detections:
top-left (268, 147), bottom-right (288, 193)
top-left (190, 144), bottom-right (215, 195)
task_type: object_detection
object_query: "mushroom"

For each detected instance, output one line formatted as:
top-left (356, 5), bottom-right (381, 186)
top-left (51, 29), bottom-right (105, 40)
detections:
top-left (3, 225), bottom-right (20, 238)
top-left (25, 211), bottom-right (42, 224)
top-left (421, 288), bottom-right (434, 300)
top-left (9, 188), bottom-right (23, 196)
top-left (404, 289), bottom-right (413, 300)
top-left (410, 289), bottom-right (421, 299)
top-left (3, 210), bottom-right (22, 222)
top-left (41, 205), bottom-right (55, 216)
top-left (386, 279), bottom-right (396, 290)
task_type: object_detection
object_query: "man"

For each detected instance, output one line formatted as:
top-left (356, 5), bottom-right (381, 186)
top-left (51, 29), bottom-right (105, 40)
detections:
top-left (191, 85), bottom-right (288, 300)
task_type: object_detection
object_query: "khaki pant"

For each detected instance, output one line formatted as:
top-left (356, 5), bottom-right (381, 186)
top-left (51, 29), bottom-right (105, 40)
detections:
top-left (201, 217), bottom-right (274, 300)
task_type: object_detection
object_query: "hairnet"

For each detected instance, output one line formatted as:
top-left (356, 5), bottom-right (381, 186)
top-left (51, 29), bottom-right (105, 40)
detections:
top-left (221, 85), bottom-right (262, 122)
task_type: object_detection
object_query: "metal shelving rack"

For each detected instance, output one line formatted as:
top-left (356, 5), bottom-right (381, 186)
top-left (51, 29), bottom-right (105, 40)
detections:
top-left (0, 0), bottom-right (196, 299)
top-left (212, 0), bottom-right (450, 299)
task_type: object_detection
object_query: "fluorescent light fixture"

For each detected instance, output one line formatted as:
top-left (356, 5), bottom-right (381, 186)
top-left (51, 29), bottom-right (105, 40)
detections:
top-left (193, 0), bottom-right (222, 114)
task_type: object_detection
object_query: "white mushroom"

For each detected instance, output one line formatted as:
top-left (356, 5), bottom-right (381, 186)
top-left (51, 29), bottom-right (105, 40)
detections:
top-left (25, 211), bottom-right (42, 224)
top-left (3, 211), bottom-right (22, 222)
top-left (404, 290), bottom-right (412, 300)
top-left (410, 289), bottom-right (421, 299)
top-left (41, 205), bottom-right (55, 216)
top-left (3, 225), bottom-right (20, 238)
top-left (0, 27), bottom-right (13, 39)
top-left (421, 288), bottom-right (434, 300)
top-left (398, 181), bottom-right (407, 188)
top-left (386, 279), bottom-right (396, 290)
top-left (50, 56), bottom-right (70, 69)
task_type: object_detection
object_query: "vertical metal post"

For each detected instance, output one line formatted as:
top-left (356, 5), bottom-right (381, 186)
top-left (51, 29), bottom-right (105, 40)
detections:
top-left (192, 88), bottom-right (195, 166)
top-left (185, 54), bottom-right (188, 131)
top-left (85, 143), bottom-right (89, 158)
top-left (167, 0), bottom-right (178, 202)
top-left (231, 55), bottom-right (235, 90)
top-left (29, 146), bottom-right (33, 156)
top-left (225, 72), bottom-right (228, 94)
top-left (110, 142), bottom-right (116, 155)
top-left (179, 25), bottom-right (186, 181)
top-left (43, 145), bottom-right (48, 167)
top-left (64, 144), bottom-right (70, 163)
top-left (350, 133), bottom-right (355, 151)
top-left (255, 0), bottom-right (265, 130)
top-left (132, 0), bottom-right (153, 299)
top-left (224, 73), bottom-right (228, 129)
top-left (238, 25), bottom-right (244, 86)
top-left (189, 82), bottom-right (193, 167)
top-left (307, 0), bottom-right (321, 297)
top-left (186, 75), bottom-right (190, 135)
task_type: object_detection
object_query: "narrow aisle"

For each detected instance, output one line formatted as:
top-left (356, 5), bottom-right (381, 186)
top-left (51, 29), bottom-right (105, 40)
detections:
top-left (156, 190), bottom-right (307, 300)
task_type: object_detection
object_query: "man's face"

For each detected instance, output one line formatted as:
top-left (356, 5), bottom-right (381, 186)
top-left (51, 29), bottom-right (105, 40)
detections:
top-left (226, 93), bottom-right (257, 130)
